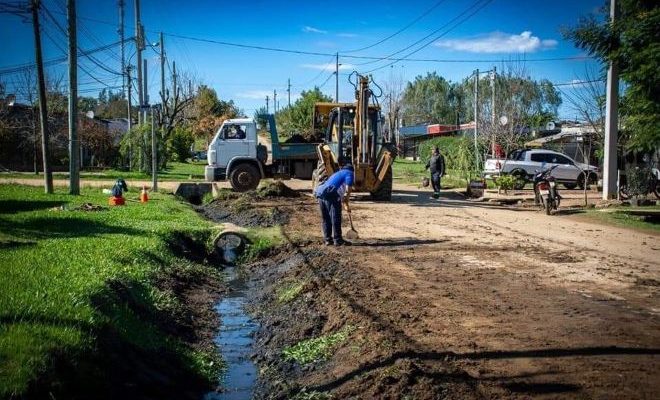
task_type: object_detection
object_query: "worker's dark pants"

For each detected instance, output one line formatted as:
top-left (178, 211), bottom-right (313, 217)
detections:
top-left (318, 194), bottom-right (342, 242)
top-left (431, 172), bottom-right (442, 193)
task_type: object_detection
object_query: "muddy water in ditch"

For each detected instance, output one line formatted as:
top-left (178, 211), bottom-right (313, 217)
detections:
top-left (204, 260), bottom-right (258, 399)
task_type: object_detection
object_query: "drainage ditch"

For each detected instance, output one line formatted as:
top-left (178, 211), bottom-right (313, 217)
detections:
top-left (205, 232), bottom-right (258, 400)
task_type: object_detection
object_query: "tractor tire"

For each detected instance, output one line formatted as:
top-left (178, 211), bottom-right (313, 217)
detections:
top-left (312, 161), bottom-right (328, 192)
top-left (229, 163), bottom-right (260, 192)
top-left (370, 166), bottom-right (393, 201)
top-left (511, 169), bottom-right (527, 190)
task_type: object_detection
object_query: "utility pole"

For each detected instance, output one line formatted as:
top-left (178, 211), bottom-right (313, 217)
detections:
top-left (118, 0), bottom-right (125, 100)
top-left (159, 32), bottom-right (165, 113)
top-left (287, 78), bottom-right (291, 107)
top-left (273, 90), bottom-right (277, 113)
top-left (142, 58), bottom-right (148, 171)
top-left (31, 0), bottom-right (52, 193)
top-left (490, 66), bottom-right (496, 156)
top-left (473, 69), bottom-right (479, 168)
top-left (67, 0), bottom-right (79, 194)
top-left (126, 65), bottom-right (132, 169)
top-left (158, 31), bottom-right (165, 182)
top-left (335, 52), bottom-right (339, 102)
top-left (134, 0), bottom-right (142, 124)
top-left (603, 0), bottom-right (619, 200)
top-left (266, 95), bottom-right (269, 113)
top-left (151, 107), bottom-right (157, 191)
top-left (172, 60), bottom-right (177, 102)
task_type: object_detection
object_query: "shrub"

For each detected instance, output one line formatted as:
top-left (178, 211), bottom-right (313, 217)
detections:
top-left (169, 127), bottom-right (195, 163)
top-left (627, 167), bottom-right (654, 198)
top-left (496, 174), bottom-right (517, 192)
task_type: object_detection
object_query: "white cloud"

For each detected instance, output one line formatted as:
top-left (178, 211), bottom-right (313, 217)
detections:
top-left (303, 26), bottom-right (327, 34)
top-left (337, 33), bottom-right (358, 38)
top-left (301, 63), bottom-right (355, 71)
top-left (236, 90), bottom-right (272, 100)
top-left (434, 31), bottom-right (558, 53)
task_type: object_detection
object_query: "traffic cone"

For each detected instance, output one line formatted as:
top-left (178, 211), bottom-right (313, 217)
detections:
top-left (140, 185), bottom-right (149, 203)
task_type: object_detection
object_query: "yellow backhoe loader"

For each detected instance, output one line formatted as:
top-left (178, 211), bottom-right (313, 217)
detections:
top-left (312, 73), bottom-right (397, 200)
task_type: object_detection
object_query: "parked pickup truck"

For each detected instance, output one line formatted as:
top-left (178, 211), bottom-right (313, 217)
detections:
top-left (483, 149), bottom-right (599, 190)
top-left (205, 114), bottom-right (319, 191)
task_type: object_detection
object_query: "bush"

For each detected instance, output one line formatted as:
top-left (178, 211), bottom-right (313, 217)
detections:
top-left (627, 167), bottom-right (654, 198)
top-left (496, 174), bottom-right (516, 192)
top-left (169, 127), bottom-right (195, 162)
top-left (418, 136), bottom-right (483, 182)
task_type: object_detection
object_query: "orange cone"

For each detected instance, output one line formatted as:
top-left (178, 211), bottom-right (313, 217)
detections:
top-left (140, 185), bottom-right (149, 203)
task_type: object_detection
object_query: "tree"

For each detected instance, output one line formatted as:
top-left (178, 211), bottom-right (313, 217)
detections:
top-left (190, 85), bottom-right (239, 141)
top-left (401, 72), bottom-right (455, 125)
top-left (254, 106), bottom-right (268, 129)
top-left (563, 0), bottom-right (660, 151)
top-left (469, 62), bottom-right (562, 156)
top-left (275, 87), bottom-right (332, 139)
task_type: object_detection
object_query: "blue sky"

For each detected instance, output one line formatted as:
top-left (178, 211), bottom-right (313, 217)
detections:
top-left (0, 0), bottom-right (605, 119)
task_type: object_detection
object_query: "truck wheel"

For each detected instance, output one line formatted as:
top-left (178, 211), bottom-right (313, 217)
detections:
top-left (370, 167), bottom-right (393, 201)
top-left (229, 163), bottom-right (260, 192)
top-left (511, 169), bottom-right (527, 190)
top-left (312, 162), bottom-right (328, 191)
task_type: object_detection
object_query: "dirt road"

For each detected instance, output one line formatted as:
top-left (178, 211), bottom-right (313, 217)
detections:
top-left (227, 184), bottom-right (660, 399)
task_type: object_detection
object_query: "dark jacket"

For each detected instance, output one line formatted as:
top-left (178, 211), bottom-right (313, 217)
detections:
top-left (426, 153), bottom-right (445, 175)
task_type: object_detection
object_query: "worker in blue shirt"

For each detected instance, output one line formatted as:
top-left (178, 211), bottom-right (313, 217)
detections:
top-left (314, 163), bottom-right (354, 246)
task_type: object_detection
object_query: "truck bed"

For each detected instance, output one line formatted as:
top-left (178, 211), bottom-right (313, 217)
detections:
top-left (272, 142), bottom-right (319, 160)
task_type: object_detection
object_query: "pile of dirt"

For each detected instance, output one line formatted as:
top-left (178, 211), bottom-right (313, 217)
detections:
top-left (197, 182), bottom-right (298, 227)
top-left (284, 134), bottom-right (310, 144)
top-left (198, 197), bottom-right (289, 227)
top-left (256, 181), bottom-right (300, 198)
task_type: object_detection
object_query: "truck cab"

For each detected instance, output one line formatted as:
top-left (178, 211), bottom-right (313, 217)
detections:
top-left (205, 118), bottom-right (265, 191)
top-left (205, 115), bottom-right (320, 192)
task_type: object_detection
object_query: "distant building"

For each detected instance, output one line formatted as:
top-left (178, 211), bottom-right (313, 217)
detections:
top-left (397, 122), bottom-right (474, 159)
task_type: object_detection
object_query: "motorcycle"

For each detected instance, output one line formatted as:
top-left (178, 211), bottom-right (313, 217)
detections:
top-left (534, 165), bottom-right (561, 215)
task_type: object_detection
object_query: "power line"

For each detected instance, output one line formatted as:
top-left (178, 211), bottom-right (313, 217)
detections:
top-left (32, 9), bottom-right (594, 65)
top-left (41, 4), bottom-right (123, 77)
top-left (0, 40), bottom-right (128, 75)
top-left (364, 0), bottom-right (495, 73)
top-left (342, 0), bottom-right (448, 53)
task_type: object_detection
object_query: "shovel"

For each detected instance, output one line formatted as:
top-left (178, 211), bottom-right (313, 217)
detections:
top-left (344, 200), bottom-right (359, 240)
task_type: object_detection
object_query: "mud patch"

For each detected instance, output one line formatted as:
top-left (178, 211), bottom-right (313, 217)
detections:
top-left (198, 199), bottom-right (289, 227)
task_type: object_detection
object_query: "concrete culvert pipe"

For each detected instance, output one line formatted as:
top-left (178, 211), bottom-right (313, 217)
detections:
top-left (213, 231), bottom-right (248, 264)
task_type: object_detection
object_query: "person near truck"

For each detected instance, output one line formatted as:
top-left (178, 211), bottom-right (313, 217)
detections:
top-left (425, 146), bottom-right (445, 198)
top-left (314, 163), bottom-right (354, 246)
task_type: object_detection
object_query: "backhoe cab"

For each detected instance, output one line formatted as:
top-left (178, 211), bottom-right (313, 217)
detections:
top-left (313, 73), bottom-right (397, 200)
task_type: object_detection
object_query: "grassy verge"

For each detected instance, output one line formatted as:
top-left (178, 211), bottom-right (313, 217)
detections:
top-left (0, 184), bottom-right (221, 398)
top-left (239, 226), bottom-right (286, 264)
top-left (0, 161), bottom-right (206, 182)
top-left (391, 159), bottom-right (469, 189)
top-left (578, 206), bottom-right (660, 233)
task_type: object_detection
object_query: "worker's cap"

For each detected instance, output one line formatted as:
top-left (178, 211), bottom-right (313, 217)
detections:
top-left (342, 163), bottom-right (354, 171)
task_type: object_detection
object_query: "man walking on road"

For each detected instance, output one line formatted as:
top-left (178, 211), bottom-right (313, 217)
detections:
top-left (314, 163), bottom-right (354, 246)
top-left (425, 146), bottom-right (445, 199)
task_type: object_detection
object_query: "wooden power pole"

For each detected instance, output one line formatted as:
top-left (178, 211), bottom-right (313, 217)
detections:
top-left (31, 0), bottom-right (53, 193)
top-left (67, 0), bottom-right (79, 194)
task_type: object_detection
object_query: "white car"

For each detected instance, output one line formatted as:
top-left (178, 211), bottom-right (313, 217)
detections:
top-left (483, 149), bottom-right (599, 190)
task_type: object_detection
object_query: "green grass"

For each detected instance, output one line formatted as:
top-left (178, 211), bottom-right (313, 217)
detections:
top-left (0, 184), bottom-right (220, 396)
top-left (391, 159), bottom-right (469, 189)
top-left (0, 161), bottom-right (206, 182)
top-left (239, 226), bottom-right (286, 264)
top-left (580, 206), bottom-right (660, 232)
top-left (276, 281), bottom-right (305, 303)
top-left (282, 326), bottom-right (354, 365)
